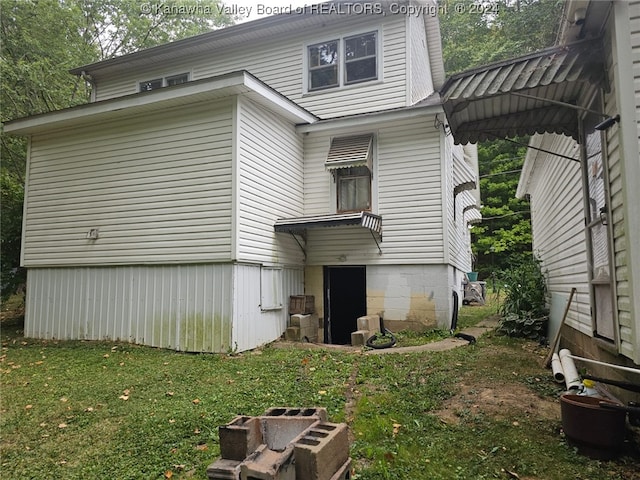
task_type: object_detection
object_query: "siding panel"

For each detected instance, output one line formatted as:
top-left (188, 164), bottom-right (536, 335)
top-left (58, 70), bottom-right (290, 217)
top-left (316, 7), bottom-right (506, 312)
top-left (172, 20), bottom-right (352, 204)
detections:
top-left (237, 97), bottom-right (305, 265)
top-left (25, 265), bottom-right (233, 352)
top-left (24, 101), bottom-right (234, 266)
top-left (94, 16), bottom-right (409, 119)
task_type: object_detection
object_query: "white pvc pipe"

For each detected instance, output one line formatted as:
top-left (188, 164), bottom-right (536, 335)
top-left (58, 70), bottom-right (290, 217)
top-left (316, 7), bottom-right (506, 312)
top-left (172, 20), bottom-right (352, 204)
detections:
top-left (559, 349), bottom-right (581, 390)
top-left (568, 354), bottom-right (640, 375)
top-left (551, 353), bottom-right (565, 383)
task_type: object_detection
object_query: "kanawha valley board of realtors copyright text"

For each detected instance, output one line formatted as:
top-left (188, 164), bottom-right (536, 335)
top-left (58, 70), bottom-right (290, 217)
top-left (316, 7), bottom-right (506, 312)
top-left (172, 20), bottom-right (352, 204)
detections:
top-left (139, 2), bottom-right (500, 17)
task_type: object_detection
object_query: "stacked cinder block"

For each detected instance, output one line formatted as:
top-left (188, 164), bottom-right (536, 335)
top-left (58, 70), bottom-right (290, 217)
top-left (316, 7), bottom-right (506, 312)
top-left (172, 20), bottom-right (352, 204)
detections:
top-left (350, 315), bottom-right (380, 346)
top-left (285, 295), bottom-right (319, 342)
top-left (207, 407), bottom-right (351, 480)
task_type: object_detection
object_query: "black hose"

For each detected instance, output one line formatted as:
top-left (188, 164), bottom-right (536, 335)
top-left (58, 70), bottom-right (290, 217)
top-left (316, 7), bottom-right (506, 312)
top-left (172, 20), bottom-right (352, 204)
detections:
top-left (366, 316), bottom-right (397, 349)
top-left (451, 290), bottom-right (459, 332)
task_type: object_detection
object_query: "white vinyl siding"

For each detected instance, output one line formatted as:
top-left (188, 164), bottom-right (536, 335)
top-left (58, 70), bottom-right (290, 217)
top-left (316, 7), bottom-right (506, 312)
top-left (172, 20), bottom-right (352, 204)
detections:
top-left (407, 14), bottom-right (433, 104)
top-left (522, 135), bottom-right (592, 334)
top-left (236, 96), bottom-right (305, 264)
top-left (93, 16), bottom-right (409, 119)
top-left (608, 3), bottom-right (640, 359)
top-left (23, 100), bottom-right (234, 266)
top-left (302, 115), bottom-right (444, 265)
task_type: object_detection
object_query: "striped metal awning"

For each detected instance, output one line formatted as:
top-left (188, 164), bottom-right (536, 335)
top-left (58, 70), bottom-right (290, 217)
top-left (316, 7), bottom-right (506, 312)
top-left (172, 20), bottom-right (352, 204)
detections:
top-left (441, 38), bottom-right (605, 144)
top-left (274, 211), bottom-right (382, 236)
top-left (325, 134), bottom-right (373, 171)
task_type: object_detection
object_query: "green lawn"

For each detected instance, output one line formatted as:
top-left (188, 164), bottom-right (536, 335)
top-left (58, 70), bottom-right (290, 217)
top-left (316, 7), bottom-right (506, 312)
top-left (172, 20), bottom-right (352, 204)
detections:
top-left (1, 300), bottom-right (638, 479)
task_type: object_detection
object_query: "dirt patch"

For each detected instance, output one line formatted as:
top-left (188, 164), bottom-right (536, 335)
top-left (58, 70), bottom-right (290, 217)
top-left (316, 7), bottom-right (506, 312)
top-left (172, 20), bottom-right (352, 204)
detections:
top-left (433, 380), bottom-right (559, 426)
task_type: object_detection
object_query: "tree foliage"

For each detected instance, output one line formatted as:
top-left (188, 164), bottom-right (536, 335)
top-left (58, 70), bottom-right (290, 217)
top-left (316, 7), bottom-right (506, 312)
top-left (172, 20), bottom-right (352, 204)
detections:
top-left (0, 0), bottom-right (232, 301)
top-left (439, 0), bottom-right (563, 278)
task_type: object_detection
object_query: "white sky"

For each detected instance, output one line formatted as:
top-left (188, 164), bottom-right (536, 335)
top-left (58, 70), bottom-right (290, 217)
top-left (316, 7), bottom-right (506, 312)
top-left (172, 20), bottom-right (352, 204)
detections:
top-left (225, 0), bottom-right (322, 22)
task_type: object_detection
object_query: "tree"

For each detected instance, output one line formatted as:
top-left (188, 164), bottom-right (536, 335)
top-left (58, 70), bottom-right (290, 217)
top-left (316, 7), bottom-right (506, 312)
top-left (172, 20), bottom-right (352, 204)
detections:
top-left (0, 0), bottom-right (232, 301)
top-left (439, 0), bottom-right (563, 279)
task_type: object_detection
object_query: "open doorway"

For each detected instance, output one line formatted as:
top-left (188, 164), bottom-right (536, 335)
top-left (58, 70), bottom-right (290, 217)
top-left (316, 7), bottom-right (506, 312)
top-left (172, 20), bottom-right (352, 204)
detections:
top-left (324, 266), bottom-right (366, 345)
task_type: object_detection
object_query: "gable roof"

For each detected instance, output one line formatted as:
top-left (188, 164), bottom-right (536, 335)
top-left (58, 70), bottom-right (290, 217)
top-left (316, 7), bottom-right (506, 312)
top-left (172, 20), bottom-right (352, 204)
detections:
top-left (441, 37), bottom-right (605, 144)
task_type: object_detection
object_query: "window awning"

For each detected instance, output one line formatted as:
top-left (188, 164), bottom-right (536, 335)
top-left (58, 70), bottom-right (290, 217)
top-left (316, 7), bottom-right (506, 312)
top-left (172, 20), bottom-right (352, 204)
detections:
top-left (441, 38), bottom-right (605, 145)
top-left (325, 134), bottom-right (373, 171)
top-left (274, 211), bottom-right (382, 236)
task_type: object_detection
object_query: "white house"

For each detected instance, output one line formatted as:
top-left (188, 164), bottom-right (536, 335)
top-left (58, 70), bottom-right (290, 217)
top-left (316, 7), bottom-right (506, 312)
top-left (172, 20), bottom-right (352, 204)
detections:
top-left (5, 0), bottom-right (480, 352)
top-left (442, 0), bottom-right (640, 396)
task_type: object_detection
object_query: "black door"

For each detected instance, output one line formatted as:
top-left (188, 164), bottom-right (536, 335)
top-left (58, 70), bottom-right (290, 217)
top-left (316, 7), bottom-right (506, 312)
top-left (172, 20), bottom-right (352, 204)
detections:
top-left (324, 266), bottom-right (366, 345)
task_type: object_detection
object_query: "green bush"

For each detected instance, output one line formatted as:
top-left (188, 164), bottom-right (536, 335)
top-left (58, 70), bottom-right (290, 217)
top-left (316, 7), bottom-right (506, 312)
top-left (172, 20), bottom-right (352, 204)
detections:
top-left (498, 256), bottom-right (548, 340)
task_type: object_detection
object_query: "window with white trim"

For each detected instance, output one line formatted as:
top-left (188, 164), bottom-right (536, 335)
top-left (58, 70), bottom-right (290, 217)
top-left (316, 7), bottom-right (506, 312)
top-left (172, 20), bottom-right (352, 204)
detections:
top-left (307, 31), bottom-right (378, 91)
top-left (139, 73), bottom-right (189, 92)
top-left (337, 167), bottom-right (371, 212)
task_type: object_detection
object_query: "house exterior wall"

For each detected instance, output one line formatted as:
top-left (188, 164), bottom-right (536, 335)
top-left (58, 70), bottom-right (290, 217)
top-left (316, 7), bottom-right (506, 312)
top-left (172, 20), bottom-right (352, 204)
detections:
top-left (408, 14), bottom-right (433, 104)
top-left (25, 264), bottom-right (234, 352)
top-left (235, 96), bottom-right (305, 265)
top-left (302, 114), bottom-right (445, 265)
top-left (607, 0), bottom-right (640, 362)
top-left (232, 264), bottom-right (304, 352)
top-left (520, 134), bottom-right (592, 335)
top-left (22, 100), bottom-right (234, 266)
top-left (93, 14), bottom-right (414, 119)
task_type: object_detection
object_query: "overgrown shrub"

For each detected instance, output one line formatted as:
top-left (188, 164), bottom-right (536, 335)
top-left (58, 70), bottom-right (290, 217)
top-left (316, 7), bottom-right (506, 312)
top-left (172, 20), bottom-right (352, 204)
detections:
top-left (498, 256), bottom-right (548, 340)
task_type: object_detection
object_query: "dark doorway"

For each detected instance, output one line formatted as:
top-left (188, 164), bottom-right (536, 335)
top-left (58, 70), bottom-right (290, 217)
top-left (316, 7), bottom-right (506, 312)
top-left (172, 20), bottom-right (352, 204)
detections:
top-left (324, 266), bottom-right (366, 345)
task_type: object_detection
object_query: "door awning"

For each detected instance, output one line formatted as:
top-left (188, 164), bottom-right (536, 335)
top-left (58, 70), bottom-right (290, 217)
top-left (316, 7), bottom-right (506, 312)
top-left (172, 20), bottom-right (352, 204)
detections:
top-left (325, 134), bottom-right (373, 171)
top-left (274, 211), bottom-right (382, 236)
top-left (441, 38), bottom-right (605, 144)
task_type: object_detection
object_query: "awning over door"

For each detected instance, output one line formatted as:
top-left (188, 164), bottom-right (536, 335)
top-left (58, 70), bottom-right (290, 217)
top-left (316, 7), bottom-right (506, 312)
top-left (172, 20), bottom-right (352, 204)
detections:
top-left (441, 38), bottom-right (605, 144)
top-left (274, 211), bottom-right (382, 236)
top-left (324, 134), bottom-right (373, 171)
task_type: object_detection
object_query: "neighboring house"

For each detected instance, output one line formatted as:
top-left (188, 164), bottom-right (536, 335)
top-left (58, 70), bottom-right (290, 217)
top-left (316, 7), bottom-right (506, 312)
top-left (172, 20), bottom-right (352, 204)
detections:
top-left (4, 0), bottom-right (480, 353)
top-left (442, 0), bottom-right (640, 397)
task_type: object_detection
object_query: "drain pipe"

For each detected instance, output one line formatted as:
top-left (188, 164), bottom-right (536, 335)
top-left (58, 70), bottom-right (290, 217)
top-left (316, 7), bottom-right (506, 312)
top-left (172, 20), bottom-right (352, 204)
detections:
top-left (551, 353), bottom-right (565, 383)
top-left (559, 349), bottom-right (581, 390)
top-left (568, 354), bottom-right (640, 376)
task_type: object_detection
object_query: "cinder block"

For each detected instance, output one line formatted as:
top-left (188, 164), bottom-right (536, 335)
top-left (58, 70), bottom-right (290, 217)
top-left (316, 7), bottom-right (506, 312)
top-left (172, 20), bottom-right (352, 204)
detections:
top-left (240, 444), bottom-right (295, 480)
top-left (285, 326), bottom-right (300, 341)
top-left (294, 422), bottom-right (350, 480)
top-left (207, 458), bottom-right (242, 480)
top-left (290, 314), bottom-right (319, 342)
top-left (263, 406), bottom-right (328, 422)
top-left (218, 416), bottom-right (263, 461)
top-left (351, 330), bottom-right (369, 346)
top-left (357, 315), bottom-right (380, 334)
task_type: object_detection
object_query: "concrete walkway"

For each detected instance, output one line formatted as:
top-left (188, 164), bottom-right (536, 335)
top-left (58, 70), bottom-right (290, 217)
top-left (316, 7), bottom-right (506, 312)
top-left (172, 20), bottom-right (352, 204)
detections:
top-left (271, 316), bottom-right (500, 354)
top-left (364, 316), bottom-right (499, 355)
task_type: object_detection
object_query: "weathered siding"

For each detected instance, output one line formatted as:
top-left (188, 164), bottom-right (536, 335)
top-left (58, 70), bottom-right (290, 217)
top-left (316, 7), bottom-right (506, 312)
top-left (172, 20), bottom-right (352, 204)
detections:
top-left (236, 97), bottom-right (305, 265)
top-left (94, 16), bottom-right (408, 119)
top-left (232, 264), bottom-right (304, 352)
top-left (23, 101), bottom-right (234, 266)
top-left (608, 1), bottom-right (640, 360)
top-left (523, 135), bottom-right (591, 334)
top-left (25, 265), bottom-right (233, 352)
top-left (302, 115), bottom-right (444, 265)
top-left (408, 14), bottom-right (433, 104)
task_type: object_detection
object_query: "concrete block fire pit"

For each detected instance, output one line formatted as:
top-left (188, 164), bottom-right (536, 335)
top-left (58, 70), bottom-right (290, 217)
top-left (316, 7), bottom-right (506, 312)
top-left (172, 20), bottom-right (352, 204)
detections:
top-left (207, 407), bottom-right (351, 480)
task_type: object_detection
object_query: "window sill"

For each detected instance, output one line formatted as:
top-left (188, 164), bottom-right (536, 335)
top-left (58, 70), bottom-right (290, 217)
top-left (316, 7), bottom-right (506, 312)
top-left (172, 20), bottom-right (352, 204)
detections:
top-left (594, 336), bottom-right (619, 355)
top-left (303, 79), bottom-right (383, 98)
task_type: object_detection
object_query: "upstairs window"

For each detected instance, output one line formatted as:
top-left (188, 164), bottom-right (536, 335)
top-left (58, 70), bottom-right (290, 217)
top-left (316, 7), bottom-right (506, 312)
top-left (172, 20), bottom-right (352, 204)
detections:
top-left (139, 73), bottom-right (190, 92)
top-left (345, 32), bottom-right (377, 84)
top-left (309, 40), bottom-right (339, 90)
top-left (307, 31), bottom-right (378, 92)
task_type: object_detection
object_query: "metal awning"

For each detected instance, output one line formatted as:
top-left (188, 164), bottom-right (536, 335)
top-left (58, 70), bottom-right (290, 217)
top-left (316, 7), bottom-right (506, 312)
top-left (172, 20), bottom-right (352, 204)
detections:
top-left (325, 134), bottom-right (373, 171)
top-left (275, 211), bottom-right (383, 255)
top-left (441, 38), bottom-right (605, 144)
top-left (274, 211), bottom-right (382, 235)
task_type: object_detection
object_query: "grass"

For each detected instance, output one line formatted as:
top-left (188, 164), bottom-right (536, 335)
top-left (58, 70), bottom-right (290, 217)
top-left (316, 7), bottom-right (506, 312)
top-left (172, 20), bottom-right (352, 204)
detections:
top-left (1, 295), bottom-right (639, 479)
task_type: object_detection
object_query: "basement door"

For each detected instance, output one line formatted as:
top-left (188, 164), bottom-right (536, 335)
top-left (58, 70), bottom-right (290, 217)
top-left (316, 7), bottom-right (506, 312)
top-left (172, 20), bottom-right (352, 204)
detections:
top-left (324, 266), bottom-right (366, 345)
